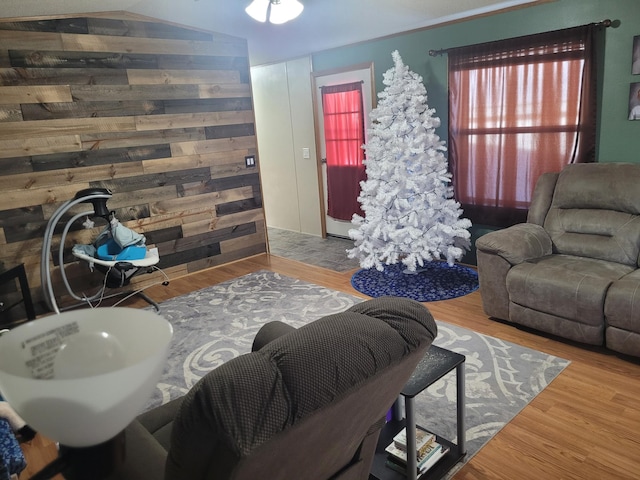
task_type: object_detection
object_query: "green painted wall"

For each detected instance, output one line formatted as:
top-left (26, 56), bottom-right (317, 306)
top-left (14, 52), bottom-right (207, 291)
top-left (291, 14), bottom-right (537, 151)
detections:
top-left (312, 0), bottom-right (640, 163)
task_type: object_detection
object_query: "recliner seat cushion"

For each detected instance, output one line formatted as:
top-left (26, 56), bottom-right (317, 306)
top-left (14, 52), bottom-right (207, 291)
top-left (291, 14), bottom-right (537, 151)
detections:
top-left (507, 254), bottom-right (634, 326)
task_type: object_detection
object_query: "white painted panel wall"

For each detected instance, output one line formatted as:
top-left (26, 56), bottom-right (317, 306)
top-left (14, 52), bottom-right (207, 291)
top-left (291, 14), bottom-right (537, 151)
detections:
top-left (286, 57), bottom-right (322, 236)
top-left (251, 56), bottom-right (321, 236)
top-left (251, 62), bottom-right (300, 232)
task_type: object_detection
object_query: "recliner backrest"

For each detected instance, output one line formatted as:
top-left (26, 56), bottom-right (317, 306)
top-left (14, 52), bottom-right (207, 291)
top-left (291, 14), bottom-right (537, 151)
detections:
top-left (165, 296), bottom-right (437, 480)
top-left (542, 163), bottom-right (640, 266)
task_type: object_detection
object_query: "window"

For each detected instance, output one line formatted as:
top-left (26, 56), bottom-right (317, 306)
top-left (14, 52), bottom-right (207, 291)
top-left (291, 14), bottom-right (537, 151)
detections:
top-left (448, 25), bottom-right (597, 227)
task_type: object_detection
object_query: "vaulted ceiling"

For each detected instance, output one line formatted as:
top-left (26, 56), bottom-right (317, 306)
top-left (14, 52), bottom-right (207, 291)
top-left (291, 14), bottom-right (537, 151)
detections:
top-left (1, 0), bottom-right (544, 65)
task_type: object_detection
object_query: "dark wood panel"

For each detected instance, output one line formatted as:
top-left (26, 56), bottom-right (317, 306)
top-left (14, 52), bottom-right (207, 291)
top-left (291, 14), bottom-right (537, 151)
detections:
top-left (8, 49), bottom-right (249, 73)
top-left (81, 128), bottom-right (206, 150)
top-left (180, 172), bottom-right (260, 197)
top-left (0, 205), bottom-right (43, 228)
top-left (21, 100), bottom-right (165, 120)
top-left (3, 220), bottom-right (47, 244)
top-left (205, 123), bottom-right (255, 139)
top-left (70, 84), bottom-right (201, 101)
top-left (252, 185), bottom-right (263, 207)
top-left (86, 18), bottom-right (213, 41)
top-left (163, 97), bottom-right (253, 114)
top-left (160, 221), bottom-right (256, 257)
top-left (31, 144), bottom-right (171, 171)
top-left (0, 67), bottom-right (129, 86)
top-left (0, 18), bottom-right (89, 34)
top-left (90, 167), bottom-right (212, 193)
top-left (9, 50), bottom-right (159, 69)
top-left (0, 50), bottom-right (10, 68)
top-left (143, 225), bottom-right (183, 245)
top-left (157, 241), bottom-right (222, 269)
top-left (216, 198), bottom-right (262, 216)
top-left (0, 156), bottom-right (33, 174)
top-left (208, 173), bottom-right (261, 192)
top-left (157, 54), bottom-right (249, 72)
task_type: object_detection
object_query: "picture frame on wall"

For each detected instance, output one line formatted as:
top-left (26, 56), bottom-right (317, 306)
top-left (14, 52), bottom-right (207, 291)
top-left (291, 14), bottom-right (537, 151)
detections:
top-left (630, 82), bottom-right (640, 120)
top-left (633, 35), bottom-right (640, 74)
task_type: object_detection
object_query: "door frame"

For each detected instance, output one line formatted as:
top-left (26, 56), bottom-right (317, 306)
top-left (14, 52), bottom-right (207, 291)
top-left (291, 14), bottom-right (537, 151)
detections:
top-left (311, 63), bottom-right (376, 238)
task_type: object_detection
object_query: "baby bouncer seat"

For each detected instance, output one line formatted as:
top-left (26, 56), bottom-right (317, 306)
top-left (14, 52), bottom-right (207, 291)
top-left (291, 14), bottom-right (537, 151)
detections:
top-left (41, 188), bottom-right (165, 314)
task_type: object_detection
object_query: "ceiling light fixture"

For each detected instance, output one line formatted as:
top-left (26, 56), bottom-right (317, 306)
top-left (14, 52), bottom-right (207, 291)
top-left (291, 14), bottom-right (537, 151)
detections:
top-left (245, 0), bottom-right (304, 25)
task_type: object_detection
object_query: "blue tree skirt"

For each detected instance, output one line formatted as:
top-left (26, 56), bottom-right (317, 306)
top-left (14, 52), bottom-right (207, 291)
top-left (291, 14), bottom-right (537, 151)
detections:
top-left (351, 261), bottom-right (479, 302)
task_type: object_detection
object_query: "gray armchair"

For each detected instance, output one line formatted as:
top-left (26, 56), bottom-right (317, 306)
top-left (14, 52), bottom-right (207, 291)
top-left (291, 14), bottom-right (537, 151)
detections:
top-left (109, 296), bottom-right (438, 479)
top-left (476, 162), bottom-right (640, 356)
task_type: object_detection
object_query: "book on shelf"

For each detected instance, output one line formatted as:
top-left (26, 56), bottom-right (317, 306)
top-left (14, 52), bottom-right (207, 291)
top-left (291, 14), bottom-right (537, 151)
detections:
top-left (385, 442), bottom-right (450, 477)
top-left (392, 426), bottom-right (436, 452)
top-left (385, 438), bottom-right (440, 464)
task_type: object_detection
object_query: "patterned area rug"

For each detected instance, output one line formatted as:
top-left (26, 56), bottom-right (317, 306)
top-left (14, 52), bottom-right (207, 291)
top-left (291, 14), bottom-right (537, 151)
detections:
top-left (351, 261), bottom-right (479, 302)
top-left (145, 271), bottom-right (569, 477)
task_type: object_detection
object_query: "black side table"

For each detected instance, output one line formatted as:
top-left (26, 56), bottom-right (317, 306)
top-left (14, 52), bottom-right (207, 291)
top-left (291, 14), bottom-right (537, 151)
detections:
top-left (0, 264), bottom-right (36, 328)
top-left (370, 345), bottom-right (466, 480)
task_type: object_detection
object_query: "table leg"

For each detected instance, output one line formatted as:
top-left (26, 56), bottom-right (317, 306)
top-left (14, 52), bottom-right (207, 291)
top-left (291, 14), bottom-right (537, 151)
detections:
top-left (405, 396), bottom-right (417, 480)
top-left (391, 396), bottom-right (404, 421)
top-left (456, 361), bottom-right (466, 455)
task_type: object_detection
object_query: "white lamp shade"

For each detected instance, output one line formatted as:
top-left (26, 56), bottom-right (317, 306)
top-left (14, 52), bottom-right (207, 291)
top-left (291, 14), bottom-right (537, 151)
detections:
top-left (245, 0), bottom-right (270, 22)
top-left (0, 308), bottom-right (173, 447)
top-left (269, 0), bottom-right (304, 24)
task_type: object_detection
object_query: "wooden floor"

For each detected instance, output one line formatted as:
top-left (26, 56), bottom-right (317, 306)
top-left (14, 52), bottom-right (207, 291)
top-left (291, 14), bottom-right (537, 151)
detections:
top-left (20, 253), bottom-right (640, 479)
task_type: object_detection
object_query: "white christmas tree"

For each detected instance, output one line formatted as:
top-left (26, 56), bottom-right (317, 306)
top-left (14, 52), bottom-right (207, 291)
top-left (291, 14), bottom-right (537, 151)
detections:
top-left (347, 50), bottom-right (471, 272)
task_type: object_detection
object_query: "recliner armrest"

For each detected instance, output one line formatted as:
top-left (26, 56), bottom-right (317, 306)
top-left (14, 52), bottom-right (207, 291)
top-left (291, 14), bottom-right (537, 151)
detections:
top-left (476, 223), bottom-right (552, 265)
top-left (252, 321), bottom-right (297, 351)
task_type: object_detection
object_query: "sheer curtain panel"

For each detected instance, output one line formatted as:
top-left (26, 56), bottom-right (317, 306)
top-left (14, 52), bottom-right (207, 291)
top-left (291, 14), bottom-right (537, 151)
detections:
top-left (448, 25), bottom-right (597, 227)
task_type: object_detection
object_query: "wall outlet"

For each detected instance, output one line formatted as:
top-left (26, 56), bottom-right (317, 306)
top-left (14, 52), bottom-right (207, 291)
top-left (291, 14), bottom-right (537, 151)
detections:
top-left (302, 147), bottom-right (310, 159)
top-left (245, 155), bottom-right (256, 167)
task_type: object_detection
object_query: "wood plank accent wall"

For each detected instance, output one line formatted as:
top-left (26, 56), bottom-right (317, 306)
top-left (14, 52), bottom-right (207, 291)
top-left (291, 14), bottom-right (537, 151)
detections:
top-left (0, 14), bottom-right (265, 316)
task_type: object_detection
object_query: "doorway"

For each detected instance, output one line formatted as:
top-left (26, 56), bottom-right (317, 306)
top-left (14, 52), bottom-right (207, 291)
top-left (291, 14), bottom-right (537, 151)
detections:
top-left (312, 64), bottom-right (375, 238)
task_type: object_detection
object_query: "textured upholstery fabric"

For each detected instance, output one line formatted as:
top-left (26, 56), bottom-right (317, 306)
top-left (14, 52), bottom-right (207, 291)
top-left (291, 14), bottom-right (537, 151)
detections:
top-left (526, 172), bottom-right (559, 226)
top-left (507, 255), bottom-right (633, 326)
top-left (605, 270), bottom-right (640, 356)
top-left (545, 163), bottom-right (640, 265)
top-left (476, 162), bottom-right (640, 354)
top-left (111, 296), bottom-right (437, 480)
top-left (476, 223), bottom-right (552, 266)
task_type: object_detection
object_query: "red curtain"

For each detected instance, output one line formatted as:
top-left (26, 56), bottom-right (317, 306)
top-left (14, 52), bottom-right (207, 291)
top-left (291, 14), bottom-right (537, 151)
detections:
top-left (448, 25), bottom-right (597, 227)
top-left (321, 82), bottom-right (367, 221)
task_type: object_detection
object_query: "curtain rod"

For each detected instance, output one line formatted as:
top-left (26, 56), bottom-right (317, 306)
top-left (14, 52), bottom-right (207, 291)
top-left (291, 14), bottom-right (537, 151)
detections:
top-left (428, 19), bottom-right (613, 57)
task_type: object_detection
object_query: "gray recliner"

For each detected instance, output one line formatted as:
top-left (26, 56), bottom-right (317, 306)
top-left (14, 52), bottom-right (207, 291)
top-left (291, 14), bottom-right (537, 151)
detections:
top-left (476, 162), bottom-right (640, 356)
top-left (109, 296), bottom-right (438, 479)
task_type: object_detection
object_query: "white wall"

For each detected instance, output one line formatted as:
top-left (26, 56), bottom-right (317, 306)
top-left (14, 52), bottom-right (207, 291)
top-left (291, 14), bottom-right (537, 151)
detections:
top-left (251, 56), bottom-right (322, 236)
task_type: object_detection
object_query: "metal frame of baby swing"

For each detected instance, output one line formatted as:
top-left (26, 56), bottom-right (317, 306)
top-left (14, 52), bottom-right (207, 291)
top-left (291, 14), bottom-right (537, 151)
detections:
top-left (40, 188), bottom-right (161, 314)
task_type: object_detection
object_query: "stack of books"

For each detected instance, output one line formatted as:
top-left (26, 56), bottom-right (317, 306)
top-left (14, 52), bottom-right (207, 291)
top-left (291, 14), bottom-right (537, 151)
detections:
top-left (384, 427), bottom-right (449, 477)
